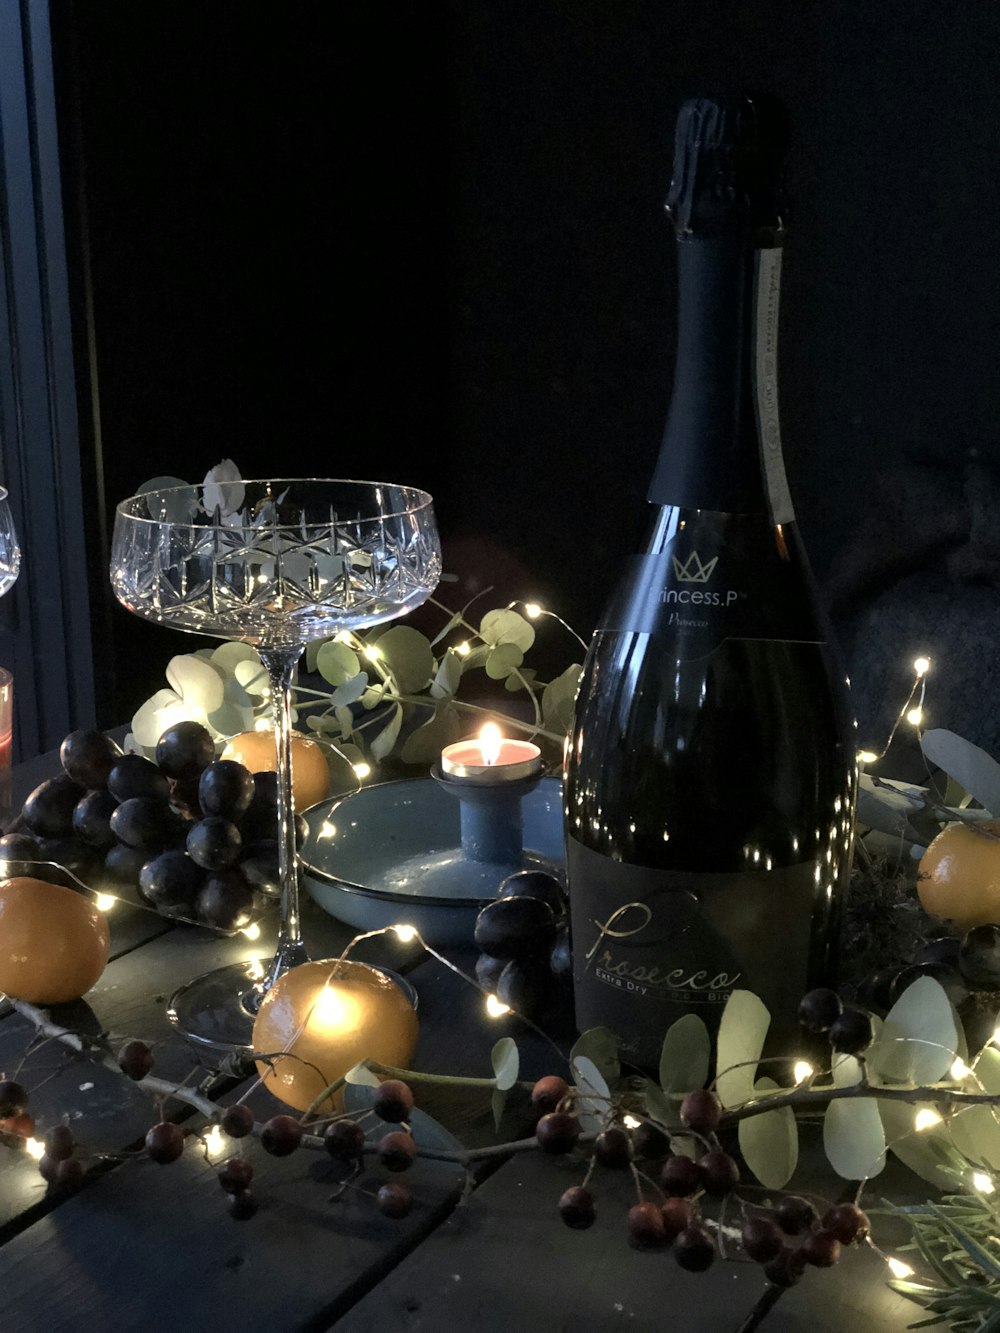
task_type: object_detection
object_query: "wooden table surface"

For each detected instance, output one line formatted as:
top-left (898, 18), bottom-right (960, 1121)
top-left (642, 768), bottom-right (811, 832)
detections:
top-left (0, 749), bottom-right (924, 1332)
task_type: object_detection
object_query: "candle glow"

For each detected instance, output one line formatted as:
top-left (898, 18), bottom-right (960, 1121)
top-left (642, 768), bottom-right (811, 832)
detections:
top-left (480, 723), bottom-right (502, 767)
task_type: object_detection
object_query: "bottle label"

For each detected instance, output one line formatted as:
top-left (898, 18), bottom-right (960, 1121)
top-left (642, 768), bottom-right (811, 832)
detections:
top-left (753, 249), bottom-right (795, 526)
top-left (597, 515), bottom-right (822, 660)
top-left (567, 837), bottom-right (816, 1069)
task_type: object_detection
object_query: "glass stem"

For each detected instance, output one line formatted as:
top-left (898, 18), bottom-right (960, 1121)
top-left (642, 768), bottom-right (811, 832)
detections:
top-left (258, 644), bottom-right (308, 997)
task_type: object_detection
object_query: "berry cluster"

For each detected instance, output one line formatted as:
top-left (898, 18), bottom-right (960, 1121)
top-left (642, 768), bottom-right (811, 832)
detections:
top-left (739, 1196), bottom-right (869, 1287)
top-left (473, 870), bottom-right (571, 1018)
top-left (861, 924), bottom-right (1000, 1018)
top-left (1, 723), bottom-right (298, 932)
top-left (798, 988), bottom-right (875, 1055)
top-left (0, 1079), bottom-right (85, 1194)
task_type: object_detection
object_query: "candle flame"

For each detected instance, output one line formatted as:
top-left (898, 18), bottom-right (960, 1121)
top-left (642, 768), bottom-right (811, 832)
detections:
top-left (479, 722), bottom-right (503, 767)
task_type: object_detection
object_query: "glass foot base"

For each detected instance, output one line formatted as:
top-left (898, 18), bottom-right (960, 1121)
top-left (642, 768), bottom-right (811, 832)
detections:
top-left (166, 959), bottom-right (420, 1066)
top-left (167, 960), bottom-right (267, 1063)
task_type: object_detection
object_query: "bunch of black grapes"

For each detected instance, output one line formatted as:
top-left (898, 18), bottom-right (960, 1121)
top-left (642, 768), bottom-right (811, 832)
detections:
top-left (0, 722), bottom-right (300, 932)
top-left (473, 869), bottom-right (571, 1018)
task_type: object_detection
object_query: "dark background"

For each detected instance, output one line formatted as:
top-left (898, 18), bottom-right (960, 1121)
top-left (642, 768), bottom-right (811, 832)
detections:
top-left (49, 1), bottom-right (1000, 753)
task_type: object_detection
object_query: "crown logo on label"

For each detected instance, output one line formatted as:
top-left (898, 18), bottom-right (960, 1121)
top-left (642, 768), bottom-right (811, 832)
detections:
top-left (671, 551), bottom-right (718, 583)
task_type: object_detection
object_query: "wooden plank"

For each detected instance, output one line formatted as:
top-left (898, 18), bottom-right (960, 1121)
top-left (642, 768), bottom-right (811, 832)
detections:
top-left (0, 1129), bottom-right (463, 1333)
top-left (336, 1139), bottom-right (920, 1333)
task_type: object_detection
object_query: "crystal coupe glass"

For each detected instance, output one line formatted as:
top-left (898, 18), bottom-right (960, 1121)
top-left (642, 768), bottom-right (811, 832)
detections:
top-left (0, 487), bottom-right (21, 598)
top-left (111, 479), bottom-right (441, 1051)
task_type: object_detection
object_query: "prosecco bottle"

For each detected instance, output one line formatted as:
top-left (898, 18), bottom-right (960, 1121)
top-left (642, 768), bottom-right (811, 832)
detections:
top-left (565, 96), bottom-right (856, 1068)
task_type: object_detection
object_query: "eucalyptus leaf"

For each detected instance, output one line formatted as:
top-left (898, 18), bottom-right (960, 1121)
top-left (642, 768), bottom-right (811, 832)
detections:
top-left (572, 1054), bottom-right (610, 1109)
top-left (430, 612), bottom-right (462, 648)
top-left (335, 705), bottom-right (355, 739)
top-left (430, 650), bottom-right (463, 700)
top-left (856, 781), bottom-right (927, 843)
top-left (331, 672), bottom-right (370, 708)
top-left (659, 1013), bottom-right (711, 1103)
top-left (491, 1037), bottom-right (520, 1091)
top-left (166, 654), bottom-right (225, 712)
top-left (361, 685), bottom-right (385, 710)
top-left (202, 459), bottom-right (244, 517)
top-left (211, 641), bottom-right (260, 674)
top-left (374, 625), bottom-right (435, 693)
top-left (138, 476), bottom-right (196, 523)
top-left (641, 1080), bottom-right (675, 1130)
top-left (234, 658), bottom-right (269, 697)
top-left (400, 704), bottom-right (462, 765)
top-left (947, 1046), bottom-right (1000, 1171)
top-left (461, 645), bottom-right (490, 671)
top-left (570, 1027), bottom-right (620, 1087)
top-left (505, 666), bottom-right (537, 694)
top-left (485, 643), bottom-right (524, 681)
top-left (879, 1097), bottom-right (965, 1190)
top-left (922, 728), bottom-right (1000, 817)
top-left (541, 665), bottom-right (583, 733)
top-left (480, 608), bottom-right (535, 653)
top-left (131, 689), bottom-right (184, 748)
top-left (370, 705), bottom-right (403, 762)
top-left (344, 1062), bottom-right (380, 1087)
top-left (716, 990), bottom-right (770, 1109)
top-left (824, 1096), bottom-right (886, 1179)
top-left (738, 1076), bottom-right (798, 1189)
top-left (870, 976), bottom-right (960, 1085)
top-left (207, 702), bottom-right (255, 738)
top-left (316, 640), bottom-right (362, 688)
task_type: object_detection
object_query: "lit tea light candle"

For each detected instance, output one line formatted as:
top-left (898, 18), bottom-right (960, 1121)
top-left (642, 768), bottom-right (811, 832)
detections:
top-left (440, 723), bottom-right (542, 784)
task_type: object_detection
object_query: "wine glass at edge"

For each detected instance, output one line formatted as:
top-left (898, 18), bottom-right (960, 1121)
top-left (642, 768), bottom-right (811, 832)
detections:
top-left (110, 478), bottom-right (441, 1052)
top-left (0, 486), bottom-right (21, 599)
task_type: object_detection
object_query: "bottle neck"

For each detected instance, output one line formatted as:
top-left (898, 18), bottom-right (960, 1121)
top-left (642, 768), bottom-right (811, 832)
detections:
top-left (647, 237), bottom-right (793, 523)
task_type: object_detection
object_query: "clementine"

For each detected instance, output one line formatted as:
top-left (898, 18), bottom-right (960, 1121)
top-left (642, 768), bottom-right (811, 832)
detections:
top-left (917, 820), bottom-right (1000, 930)
top-left (0, 877), bottom-right (110, 1003)
top-left (252, 959), bottom-right (418, 1114)
top-left (221, 729), bottom-right (330, 811)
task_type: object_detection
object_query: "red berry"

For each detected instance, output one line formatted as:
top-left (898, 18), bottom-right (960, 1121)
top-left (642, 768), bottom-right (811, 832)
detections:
top-left (764, 1245), bottom-right (807, 1287)
top-left (43, 1126), bottom-right (74, 1162)
top-left (145, 1121), bottom-right (185, 1164)
top-left (829, 1007), bottom-right (875, 1055)
top-left (777, 1194), bottom-right (819, 1235)
top-left (38, 1153), bottom-right (60, 1184)
top-left (220, 1104), bottom-right (255, 1138)
top-left (373, 1079), bottom-right (414, 1124)
top-left (628, 1200), bottom-right (667, 1249)
top-left (680, 1089), bottom-right (721, 1134)
top-left (379, 1131), bottom-right (416, 1172)
top-left (228, 1190), bottom-right (259, 1220)
top-left (218, 1158), bottom-right (254, 1193)
top-left (741, 1216), bottom-right (783, 1263)
top-left (324, 1118), bottom-right (366, 1162)
top-left (660, 1197), bottom-right (692, 1240)
top-left (54, 1158), bottom-right (85, 1194)
top-left (699, 1149), bottom-right (740, 1197)
top-left (661, 1153), bottom-right (702, 1197)
top-left (801, 1229), bottom-right (842, 1268)
top-left (675, 1225), bottom-right (715, 1271)
top-left (821, 1202), bottom-right (869, 1245)
top-left (0, 1080), bottom-right (27, 1117)
top-left (377, 1182), bottom-right (414, 1219)
top-left (531, 1075), bottom-right (570, 1114)
top-left (558, 1186), bottom-right (596, 1230)
top-left (260, 1114), bottom-right (302, 1157)
top-left (631, 1121), bottom-right (669, 1160)
top-left (535, 1111), bottom-right (581, 1155)
top-left (118, 1040), bottom-right (154, 1081)
top-left (594, 1126), bottom-right (631, 1169)
top-left (798, 987), bottom-right (843, 1033)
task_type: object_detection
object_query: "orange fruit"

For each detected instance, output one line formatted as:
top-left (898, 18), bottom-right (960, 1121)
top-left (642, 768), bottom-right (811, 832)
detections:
top-left (917, 820), bottom-right (1000, 930)
top-left (0, 877), bottom-right (110, 1003)
top-left (221, 729), bottom-right (330, 811)
top-left (252, 959), bottom-right (418, 1114)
